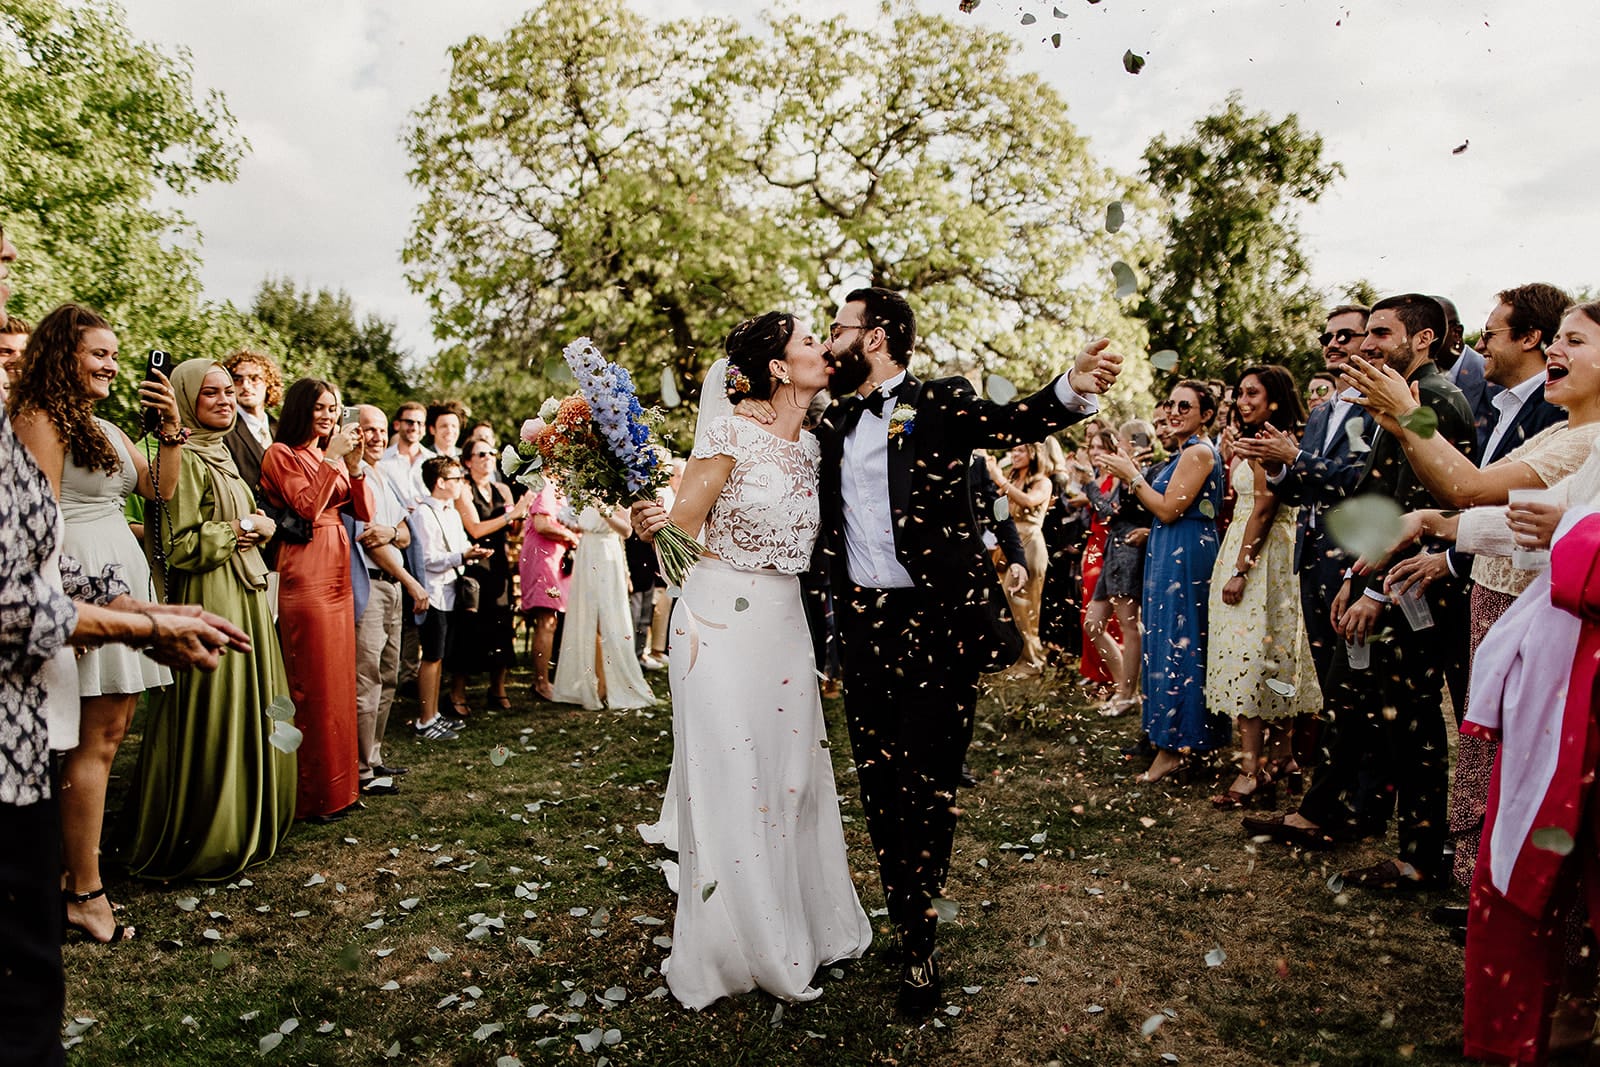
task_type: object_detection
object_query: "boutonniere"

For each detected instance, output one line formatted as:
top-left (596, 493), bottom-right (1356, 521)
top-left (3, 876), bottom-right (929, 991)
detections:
top-left (887, 403), bottom-right (917, 444)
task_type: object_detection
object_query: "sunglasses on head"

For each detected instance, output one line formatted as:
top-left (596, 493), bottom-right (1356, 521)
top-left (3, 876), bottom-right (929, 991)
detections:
top-left (1318, 328), bottom-right (1367, 348)
top-left (1158, 399), bottom-right (1194, 413)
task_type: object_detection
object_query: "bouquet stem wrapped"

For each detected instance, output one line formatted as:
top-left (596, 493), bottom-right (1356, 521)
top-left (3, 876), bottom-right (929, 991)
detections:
top-left (503, 338), bottom-right (704, 588)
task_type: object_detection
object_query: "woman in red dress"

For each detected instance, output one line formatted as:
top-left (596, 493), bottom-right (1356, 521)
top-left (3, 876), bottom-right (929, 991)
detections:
top-left (1079, 431), bottom-right (1121, 685)
top-left (260, 379), bottom-right (373, 823)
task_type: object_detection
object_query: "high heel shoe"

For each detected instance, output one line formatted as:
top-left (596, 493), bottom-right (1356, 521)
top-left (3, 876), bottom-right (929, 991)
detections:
top-left (1134, 752), bottom-right (1190, 785)
top-left (64, 886), bottom-right (135, 945)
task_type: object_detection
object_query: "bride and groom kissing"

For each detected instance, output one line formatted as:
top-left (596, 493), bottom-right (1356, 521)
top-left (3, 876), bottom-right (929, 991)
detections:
top-left (632, 287), bottom-right (1122, 1015)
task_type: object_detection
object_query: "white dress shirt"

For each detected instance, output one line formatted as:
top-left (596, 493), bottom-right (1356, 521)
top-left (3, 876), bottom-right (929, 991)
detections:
top-left (841, 369), bottom-right (1096, 589)
top-left (412, 495), bottom-right (470, 610)
top-left (1480, 372), bottom-right (1547, 466)
top-left (354, 460), bottom-right (413, 573)
top-left (377, 442), bottom-right (434, 508)
top-left (237, 407), bottom-right (272, 449)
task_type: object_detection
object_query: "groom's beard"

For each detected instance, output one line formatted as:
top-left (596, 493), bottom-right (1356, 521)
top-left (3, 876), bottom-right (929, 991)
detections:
top-left (828, 335), bottom-right (872, 396)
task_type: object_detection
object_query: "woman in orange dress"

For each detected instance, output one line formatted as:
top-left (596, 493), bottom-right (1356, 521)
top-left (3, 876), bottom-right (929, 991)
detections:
top-left (1078, 432), bottom-right (1120, 685)
top-left (259, 378), bottom-right (373, 823)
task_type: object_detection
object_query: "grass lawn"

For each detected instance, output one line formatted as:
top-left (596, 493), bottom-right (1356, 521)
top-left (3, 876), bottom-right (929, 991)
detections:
top-left (63, 662), bottom-right (1473, 1066)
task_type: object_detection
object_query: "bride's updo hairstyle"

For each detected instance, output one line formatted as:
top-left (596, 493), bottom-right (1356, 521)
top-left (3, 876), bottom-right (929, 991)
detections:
top-left (723, 311), bottom-right (796, 403)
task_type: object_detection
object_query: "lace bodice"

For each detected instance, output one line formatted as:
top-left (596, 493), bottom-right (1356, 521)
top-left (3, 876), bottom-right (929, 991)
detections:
top-left (691, 416), bottom-right (820, 574)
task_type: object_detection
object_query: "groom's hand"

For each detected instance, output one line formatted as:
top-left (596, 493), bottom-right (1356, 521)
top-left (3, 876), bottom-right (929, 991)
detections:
top-left (630, 501), bottom-right (668, 543)
top-left (1066, 338), bottom-right (1122, 396)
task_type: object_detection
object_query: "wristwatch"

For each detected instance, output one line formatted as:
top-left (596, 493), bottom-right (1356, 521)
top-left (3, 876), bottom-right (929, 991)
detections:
top-left (240, 517), bottom-right (256, 535)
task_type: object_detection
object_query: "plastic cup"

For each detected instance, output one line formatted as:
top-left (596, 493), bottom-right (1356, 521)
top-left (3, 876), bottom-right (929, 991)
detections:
top-left (1346, 638), bottom-right (1371, 670)
top-left (1508, 488), bottom-right (1557, 571)
top-left (1394, 583), bottom-right (1435, 631)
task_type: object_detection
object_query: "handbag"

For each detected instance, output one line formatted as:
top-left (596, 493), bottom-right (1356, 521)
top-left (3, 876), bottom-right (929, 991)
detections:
top-left (256, 489), bottom-right (312, 545)
top-left (456, 571), bottom-right (481, 613)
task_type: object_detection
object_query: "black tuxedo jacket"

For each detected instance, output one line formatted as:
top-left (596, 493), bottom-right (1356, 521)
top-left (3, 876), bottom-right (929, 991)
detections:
top-left (816, 372), bottom-right (1090, 672)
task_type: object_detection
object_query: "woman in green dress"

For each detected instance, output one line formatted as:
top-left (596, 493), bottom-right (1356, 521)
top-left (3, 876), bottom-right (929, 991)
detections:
top-left (121, 358), bottom-right (296, 881)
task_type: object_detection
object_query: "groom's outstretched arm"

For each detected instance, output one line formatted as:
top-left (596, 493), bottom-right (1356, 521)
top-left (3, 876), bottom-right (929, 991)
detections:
top-left (950, 338), bottom-right (1123, 449)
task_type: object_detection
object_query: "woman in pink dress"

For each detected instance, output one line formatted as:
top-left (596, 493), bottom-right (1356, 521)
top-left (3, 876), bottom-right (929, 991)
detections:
top-left (518, 481), bottom-right (579, 701)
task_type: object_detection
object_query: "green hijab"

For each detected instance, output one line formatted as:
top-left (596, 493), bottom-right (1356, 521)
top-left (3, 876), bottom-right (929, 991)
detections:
top-left (170, 358), bottom-right (268, 590)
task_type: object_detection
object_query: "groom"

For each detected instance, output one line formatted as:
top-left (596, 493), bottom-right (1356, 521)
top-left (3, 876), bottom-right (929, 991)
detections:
top-left (818, 288), bottom-right (1120, 1013)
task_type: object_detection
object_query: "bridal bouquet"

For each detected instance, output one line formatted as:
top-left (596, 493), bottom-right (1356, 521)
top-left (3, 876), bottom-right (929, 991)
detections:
top-left (502, 337), bottom-right (704, 586)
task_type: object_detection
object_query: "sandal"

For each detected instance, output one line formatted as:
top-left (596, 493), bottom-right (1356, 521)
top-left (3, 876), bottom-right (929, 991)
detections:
top-left (1211, 769), bottom-right (1276, 810)
top-left (1240, 812), bottom-right (1334, 850)
top-left (64, 886), bottom-right (135, 945)
top-left (490, 692), bottom-right (513, 710)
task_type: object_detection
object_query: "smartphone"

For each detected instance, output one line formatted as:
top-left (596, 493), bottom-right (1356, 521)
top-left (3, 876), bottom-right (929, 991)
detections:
top-left (1130, 430), bottom-right (1152, 452)
top-left (341, 404), bottom-right (360, 428)
top-left (143, 349), bottom-right (172, 433)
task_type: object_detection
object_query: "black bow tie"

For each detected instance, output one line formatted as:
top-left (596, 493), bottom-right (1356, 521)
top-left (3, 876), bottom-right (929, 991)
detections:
top-left (861, 380), bottom-right (907, 417)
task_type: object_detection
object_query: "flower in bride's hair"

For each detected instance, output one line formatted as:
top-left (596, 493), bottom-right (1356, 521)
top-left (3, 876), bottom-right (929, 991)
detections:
top-left (725, 365), bottom-right (752, 397)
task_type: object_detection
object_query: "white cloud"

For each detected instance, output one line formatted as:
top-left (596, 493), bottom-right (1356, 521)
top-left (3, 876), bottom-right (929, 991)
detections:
top-left (119, 0), bottom-right (1597, 362)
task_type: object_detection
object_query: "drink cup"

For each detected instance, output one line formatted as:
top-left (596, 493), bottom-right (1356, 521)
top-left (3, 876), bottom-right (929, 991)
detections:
top-left (1508, 487), bottom-right (1558, 571)
top-left (1394, 583), bottom-right (1435, 631)
top-left (1346, 637), bottom-right (1371, 670)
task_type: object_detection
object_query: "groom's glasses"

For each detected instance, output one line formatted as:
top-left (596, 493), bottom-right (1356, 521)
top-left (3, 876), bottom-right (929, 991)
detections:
top-left (829, 320), bottom-right (867, 341)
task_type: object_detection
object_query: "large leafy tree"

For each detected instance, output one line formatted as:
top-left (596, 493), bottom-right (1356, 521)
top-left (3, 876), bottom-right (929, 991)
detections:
top-left (250, 278), bottom-right (413, 417)
top-left (0, 0), bottom-right (256, 427)
top-left (1137, 93), bottom-right (1340, 384)
top-left (404, 0), bottom-right (1145, 427)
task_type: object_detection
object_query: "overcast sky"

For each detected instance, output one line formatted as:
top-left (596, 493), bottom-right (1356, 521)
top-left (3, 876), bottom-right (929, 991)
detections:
top-left (120, 0), bottom-right (1596, 361)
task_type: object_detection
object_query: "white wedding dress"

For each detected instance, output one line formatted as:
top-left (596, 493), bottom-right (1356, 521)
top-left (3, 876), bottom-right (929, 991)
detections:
top-left (551, 506), bottom-right (656, 711)
top-left (652, 414), bottom-right (872, 1009)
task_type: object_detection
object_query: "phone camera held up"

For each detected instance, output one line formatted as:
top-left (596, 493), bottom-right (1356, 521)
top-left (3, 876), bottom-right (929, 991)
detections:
top-left (143, 349), bottom-right (172, 433)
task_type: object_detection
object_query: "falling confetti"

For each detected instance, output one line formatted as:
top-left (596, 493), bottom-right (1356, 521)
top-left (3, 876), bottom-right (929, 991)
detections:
top-left (1123, 49), bottom-right (1146, 74)
top-left (1105, 200), bottom-right (1125, 233)
top-left (1150, 350), bottom-right (1179, 372)
top-left (1452, 140), bottom-right (1470, 155)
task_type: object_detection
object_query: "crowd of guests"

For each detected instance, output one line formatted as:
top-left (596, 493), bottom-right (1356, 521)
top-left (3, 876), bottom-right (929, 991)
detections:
top-left (982, 286), bottom-right (1600, 1067)
top-left (3, 214), bottom-right (1598, 1065)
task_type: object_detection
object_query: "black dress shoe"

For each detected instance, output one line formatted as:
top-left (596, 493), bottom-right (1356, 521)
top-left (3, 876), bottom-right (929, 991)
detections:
top-left (1449, 923), bottom-right (1467, 946)
top-left (1120, 735), bottom-right (1157, 759)
top-left (897, 952), bottom-right (941, 1017)
top-left (1429, 904), bottom-right (1469, 927)
top-left (373, 764), bottom-right (409, 777)
top-left (958, 764), bottom-right (979, 788)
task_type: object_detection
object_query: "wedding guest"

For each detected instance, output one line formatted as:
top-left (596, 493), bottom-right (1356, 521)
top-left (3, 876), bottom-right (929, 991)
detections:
top-left (448, 439), bottom-right (529, 715)
top-left (1080, 430), bottom-right (1129, 702)
top-left (518, 480), bottom-right (579, 701)
top-left (0, 223), bottom-right (242, 1061)
top-left (552, 504), bottom-right (656, 710)
top-left (1101, 380), bottom-right (1227, 783)
top-left (1204, 365), bottom-right (1321, 807)
top-left (10, 302), bottom-right (183, 943)
top-left (1037, 436), bottom-right (1090, 664)
top-left (987, 442), bottom-right (1053, 673)
top-left (411, 455), bottom-right (492, 738)
top-left (426, 400), bottom-right (466, 458)
top-left (120, 359), bottom-right (296, 879)
top-left (1305, 371), bottom-right (1338, 413)
top-left (350, 406), bottom-right (430, 794)
top-left (260, 378), bottom-right (374, 823)
top-left (1083, 422), bottom-right (1154, 714)
top-left (222, 348), bottom-right (283, 492)
top-left (0, 313), bottom-right (28, 396)
top-left (378, 400), bottom-right (434, 506)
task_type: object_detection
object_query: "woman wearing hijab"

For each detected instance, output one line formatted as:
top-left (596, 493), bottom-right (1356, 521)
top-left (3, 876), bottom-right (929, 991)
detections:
top-left (119, 359), bottom-right (296, 880)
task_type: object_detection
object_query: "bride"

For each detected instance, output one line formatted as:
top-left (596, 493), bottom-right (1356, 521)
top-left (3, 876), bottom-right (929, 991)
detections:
top-left (633, 311), bottom-right (872, 1009)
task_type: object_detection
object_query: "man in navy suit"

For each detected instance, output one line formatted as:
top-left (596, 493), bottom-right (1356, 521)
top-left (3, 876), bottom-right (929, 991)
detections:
top-left (1235, 304), bottom-right (1373, 682)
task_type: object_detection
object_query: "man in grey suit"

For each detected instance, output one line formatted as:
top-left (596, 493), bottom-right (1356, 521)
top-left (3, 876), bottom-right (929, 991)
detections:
top-left (1235, 304), bottom-right (1374, 681)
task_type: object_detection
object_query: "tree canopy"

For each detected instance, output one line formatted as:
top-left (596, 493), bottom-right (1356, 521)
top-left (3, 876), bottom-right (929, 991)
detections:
top-left (0, 0), bottom-right (264, 427)
top-left (250, 278), bottom-right (413, 418)
top-left (1136, 93), bottom-right (1341, 385)
top-left (404, 0), bottom-right (1145, 427)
